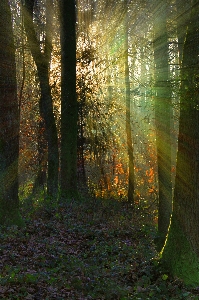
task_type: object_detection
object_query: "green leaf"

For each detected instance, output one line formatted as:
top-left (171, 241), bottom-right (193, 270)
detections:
top-left (162, 274), bottom-right (168, 281)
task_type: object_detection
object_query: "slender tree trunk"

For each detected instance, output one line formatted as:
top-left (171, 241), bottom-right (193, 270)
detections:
top-left (153, 2), bottom-right (172, 250)
top-left (77, 78), bottom-right (86, 185)
top-left (59, 0), bottom-right (78, 199)
top-left (162, 1), bottom-right (199, 286)
top-left (32, 117), bottom-right (47, 193)
top-left (0, 0), bottom-right (23, 226)
top-left (22, 0), bottom-right (59, 198)
top-left (124, 0), bottom-right (134, 205)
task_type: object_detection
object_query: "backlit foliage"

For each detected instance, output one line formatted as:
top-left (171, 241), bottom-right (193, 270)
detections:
top-left (10, 0), bottom-right (181, 213)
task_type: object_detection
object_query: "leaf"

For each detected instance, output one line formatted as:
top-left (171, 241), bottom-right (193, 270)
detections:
top-left (162, 274), bottom-right (168, 281)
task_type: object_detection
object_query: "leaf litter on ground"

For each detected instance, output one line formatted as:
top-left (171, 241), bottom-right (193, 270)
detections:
top-left (0, 197), bottom-right (198, 299)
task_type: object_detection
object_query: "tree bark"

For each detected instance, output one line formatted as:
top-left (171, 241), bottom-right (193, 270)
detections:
top-left (32, 117), bottom-right (47, 194)
top-left (22, 0), bottom-right (59, 198)
top-left (124, 0), bottom-right (134, 205)
top-left (153, 1), bottom-right (172, 250)
top-left (162, 1), bottom-right (199, 286)
top-left (176, 0), bottom-right (191, 66)
top-left (59, 0), bottom-right (78, 199)
top-left (0, 0), bottom-right (23, 226)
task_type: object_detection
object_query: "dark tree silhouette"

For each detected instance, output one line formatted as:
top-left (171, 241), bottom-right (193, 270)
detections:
top-left (22, 0), bottom-right (59, 198)
top-left (162, 1), bottom-right (199, 286)
top-left (0, 0), bottom-right (23, 226)
top-left (59, 0), bottom-right (78, 199)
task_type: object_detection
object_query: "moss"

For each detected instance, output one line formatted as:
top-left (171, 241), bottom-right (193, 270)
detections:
top-left (161, 214), bottom-right (199, 287)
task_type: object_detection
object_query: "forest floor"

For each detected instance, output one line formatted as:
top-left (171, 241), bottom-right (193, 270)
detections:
top-left (0, 196), bottom-right (199, 299)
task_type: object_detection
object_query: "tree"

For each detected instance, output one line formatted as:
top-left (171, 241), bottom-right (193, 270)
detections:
top-left (22, 0), bottom-right (59, 198)
top-left (162, 0), bottom-right (199, 286)
top-left (176, 0), bottom-right (191, 66)
top-left (32, 117), bottom-right (47, 194)
top-left (59, 0), bottom-right (78, 199)
top-left (0, 0), bottom-right (23, 226)
top-left (124, 0), bottom-right (134, 204)
top-left (153, 1), bottom-right (172, 250)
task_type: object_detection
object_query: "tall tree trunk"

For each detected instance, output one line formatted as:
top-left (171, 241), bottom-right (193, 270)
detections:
top-left (59, 0), bottom-right (78, 199)
top-left (22, 0), bottom-right (59, 198)
top-left (153, 1), bottom-right (172, 250)
top-left (77, 80), bottom-right (86, 185)
top-left (162, 1), bottom-right (199, 286)
top-left (124, 0), bottom-right (134, 205)
top-left (0, 0), bottom-right (23, 226)
top-left (176, 0), bottom-right (191, 66)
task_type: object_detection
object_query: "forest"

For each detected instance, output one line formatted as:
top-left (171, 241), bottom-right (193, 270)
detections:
top-left (0, 0), bottom-right (199, 299)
